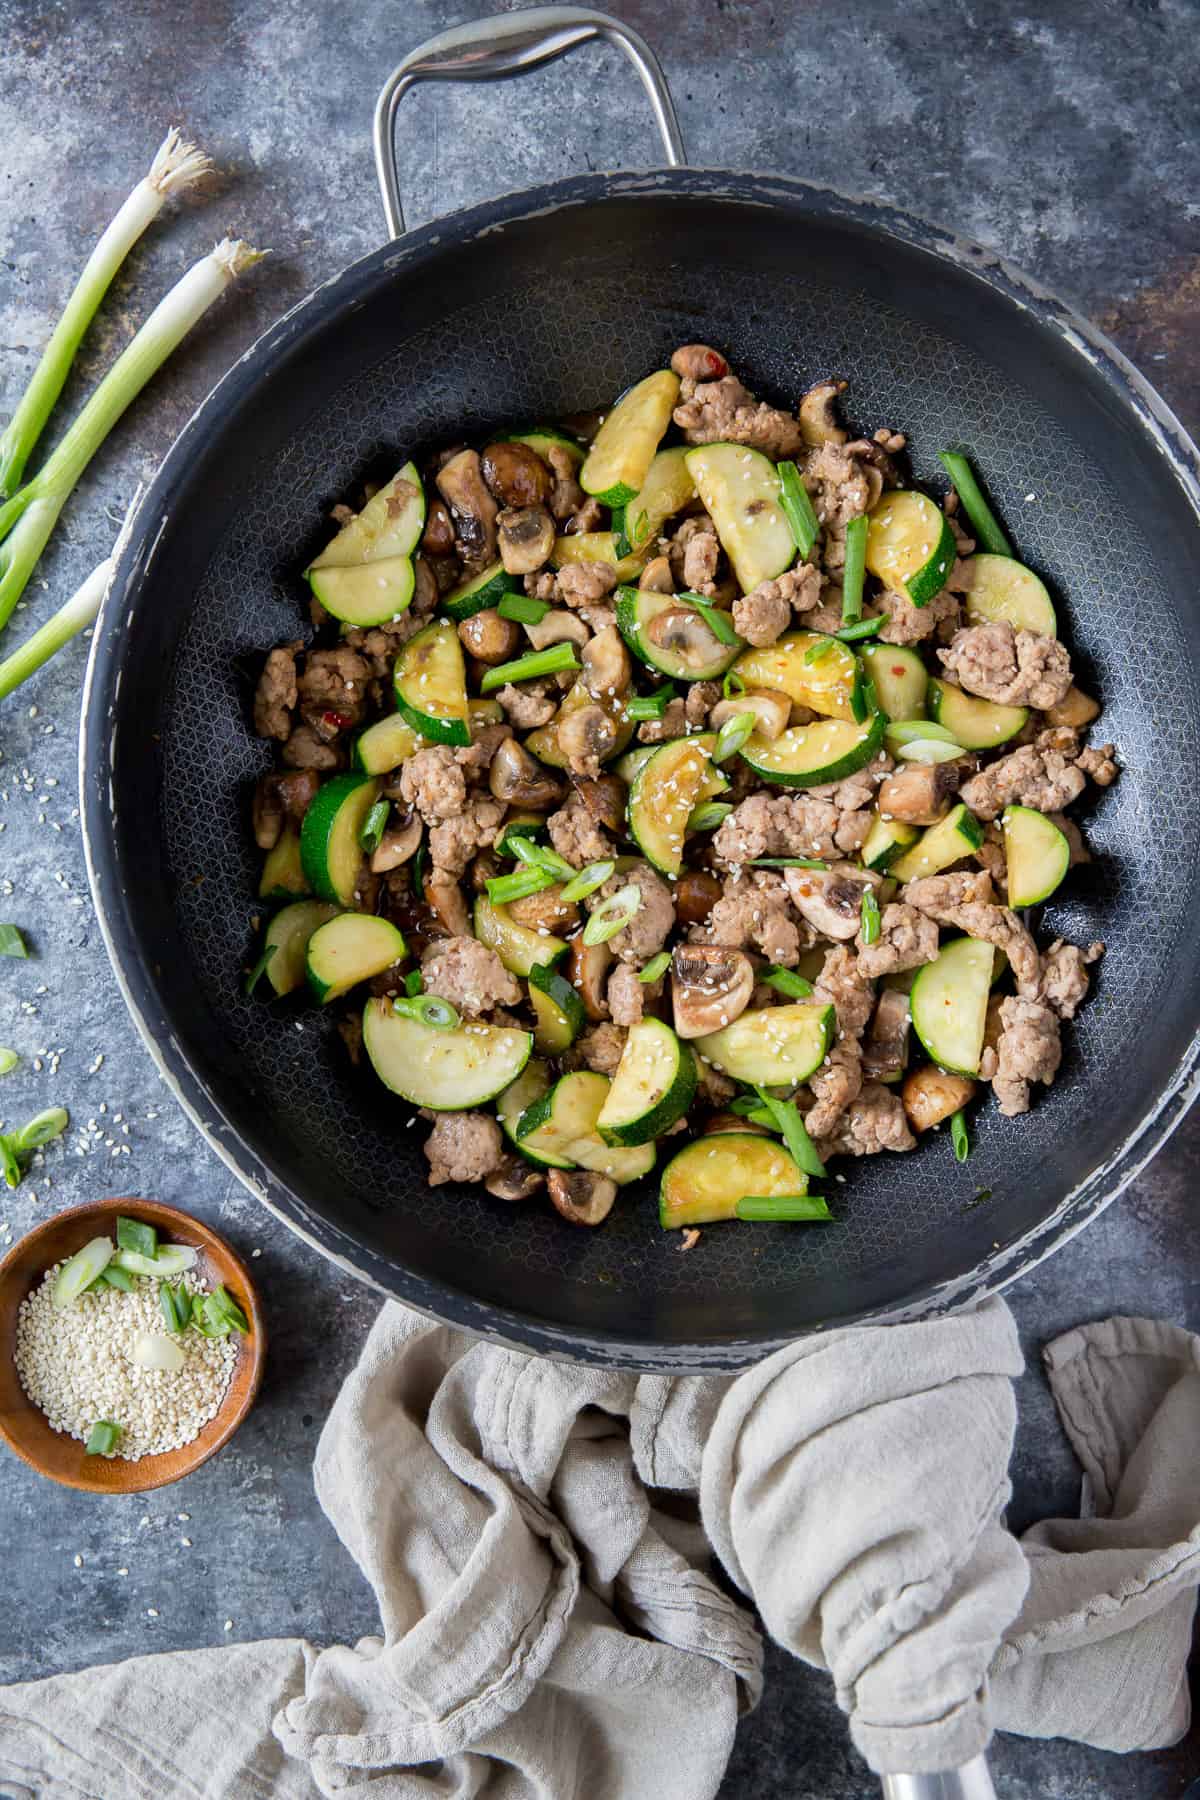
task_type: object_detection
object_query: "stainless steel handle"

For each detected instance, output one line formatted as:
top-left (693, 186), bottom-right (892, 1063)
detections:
top-left (373, 4), bottom-right (685, 238)
top-left (881, 1754), bottom-right (997, 1799)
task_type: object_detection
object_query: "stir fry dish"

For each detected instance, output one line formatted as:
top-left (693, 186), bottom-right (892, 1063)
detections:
top-left (247, 345), bottom-right (1117, 1236)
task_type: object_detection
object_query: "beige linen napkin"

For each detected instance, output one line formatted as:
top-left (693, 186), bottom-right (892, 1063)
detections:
top-left (0, 1301), bottom-right (1197, 1799)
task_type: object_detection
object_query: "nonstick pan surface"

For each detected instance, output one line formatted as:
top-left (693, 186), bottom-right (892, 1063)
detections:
top-left (81, 168), bottom-right (1200, 1370)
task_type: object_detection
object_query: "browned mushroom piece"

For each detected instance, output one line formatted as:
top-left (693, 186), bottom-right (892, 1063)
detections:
top-left (421, 497), bottom-right (456, 556)
top-left (572, 773), bottom-right (627, 835)
top-left (497, 505), bottom-right (557, 576)
top-left (370, 813), bottom-right (423, 873)
top-left (644, 605), bottom-right (728, 677)
top-left (845, 436), bottom-right (902, 492)
top-left (565, 933), bottom-right (613, 1020)
top-left (484, 1156), bottom-right (545, 1202)
top-left (547, 1167), bottom-right (617, 1226)
top-left (507, 883), bottom-right (580, 934)
top-left (798, 377), bottom-right (849, 448)
top-left (674, 869), bottom-right (723, 927)
top-left (862, 989), bottom-right (912, 1083)
top-left (557, 701), bottom-right (618, 777)
top-left (435, 448), bottom-right (498, 569)
top-left (458, 608), bottom-right (522, 665)
top-left (488, 736), bottom-right (566, 810)
top-left (252, 777), bottom-right (285, 850)
top-left (412, 555), bottom-right (441, 614)
top-left (670, 944), bottom-right (755, 1039)
top-left (877, 760), bottom-right (970, 827)
top-left (425, 872), bottom-right (470, 936)
top-left (480, 441), bottom-right (553, 508)
top-left (524, 609), bottom-right (591, 652)
top-left (580, 625), bottom-right (632, 702)
top-left (708, 690), bottom-right (791, 742)
top-left (252, 768), bottom-right (320, 849)
top-left (783, 863), bottom-right (883, 939)
top-left (638, 555), bottom-right (675, 594)
top-left (702, 1111), bottom-right (770, 1136)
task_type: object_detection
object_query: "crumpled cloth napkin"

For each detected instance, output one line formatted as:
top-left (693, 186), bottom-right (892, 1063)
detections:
top-left (1, 1300), bottom-right (1197, 1799)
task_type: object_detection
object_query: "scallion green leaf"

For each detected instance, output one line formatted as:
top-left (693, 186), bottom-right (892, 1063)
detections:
top-left (84, 1420), bottom-right (122, 1457)
top-left (638, 950), bottom-right (672, 984)
top-left (712, 709), bottom-right (757, 764)
top-left (860, 887), bottom-right (881, 945)
top-left (938, 452), bottom-right (1013, 557)
top-left (753, 1086), bottom-right (827, 1179)
top-left (0, 1048), bottom-right (19, 1076)
top-left (207, 1283), bottom-right (249, 1335)
top-left (116, 1215), bottom-right (157, 1259)
top-left (750, 857), bottom-right (829, 870)
top-left (625, 681), bottom-right (677, 722)
top-left (159, 1282), bottom-right (192, 1333)
top-left (835, 616), bottom-right (884, 643)
top-left (762, 966), bottom-right (815, 999)
top-left (721, 668), bottom-right (746, 700)
top-left (497, 592), bottom-right (550, 625)
top-left (486, 866), bottom-right (557, 906)
top-left (559, 859), bottom-right (615, 903)
top-left (404, 969), bottom-right (423, 997)
top-left (678, 593), bottom-right (740, 646)
top-left (686, 801), bottom-right (732, 833)
top-left (502, 836), bottom-right (575, 882)
top-left (803, 637), bottom-right (837, 665)
top-left (100, 1265), bottom-right (135, 1292)
top-left (777, 461), bottom-right (820, 559)
top-left (358, 798), bottom-right (391, 855)
top-left (243, 941), bottom-right (277, 998)
top-left (841, 514), bottom-right (868, 624)
top-left (0, 1136), bottom-right (21, 1189)
top-left (736, 1193), bottom-right (832, 1222)
top-left (479, 642), bottom-right (579, 693)
top-left (391, 993), bottom-right (460, 1031)
top-left (0, 924), bottom-right (28, 958)
top-left (951, 1109), bottom-right (971, 1163)
top-left (583, 883), bottom-right (641, 946)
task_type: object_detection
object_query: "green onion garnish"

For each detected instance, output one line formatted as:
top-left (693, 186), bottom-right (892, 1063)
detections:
top-left (486, 867), bottom-right (557, 906)
top-left (803, 638), bottom-right (837, 665)
top-left (117, 1215), bottom-right (158, 1259)
top-left (479, 642), bottom-right (579, 694)
top-left (938, 452), bottom-right (1013, 557)
top-left (583, 883), bottom-right (641, 946)
top-left (391, 993), bottom-right (460, 1031)
top-left (0, 1048), bottom-right (19, 1076)
top-left (777, 461), bottom-right (820, 559)
top-left (503, 835), bottom-right (575, 882)
top-left (836, 616), bottom-right (884, 643)
top-left (497, 592), bottom-right (550, 625)
top-left (0, 924), bottom-right (28, 958)
top-left (207, 1283), bottom-right (250, 1335)
top-left (687, 801), bottom-right (733, 833)
top-left (100, 1265), bottom-right (135, 1292)
top-left (678, 593), bottom-right (740, 647)
top-left (160, 1283), bottom-right (192, 1334)
top-left (750, 857), bottom-right (828, 870)
top-left (860, 887), bottom-right (881, 946)
top-left (84, 1420), bottom-right (122, 1457)
top-left (951, 1109), bottom-right (971, 1163)
top-left (721, 668), bottom-right (746, 700)
top-left (560, 859), bottom-right (615, 903)
top-left (762, 966), bottom-right (815, 999)
top-left (753, 1086), bottom-right (827, 1179)
top-left (712, 709), bottom-right (757, 764)
top-left (841, 514), bottom-right (868, 624)
top-left (895, 740), bottom-right (964, 765)
top-left (0, 1137), bottom-right (21, 1189)
top-left (51, 1236), bottom-right (115, 1308)
top-left (359, 798), bottom-right (391, 855)
top-left (736, 1193), bottom-right (833, 1222)
top-left (404, 970), bottom-right (423, 997)
top-left (244, 942), bottom-right (277, 998)
top-left (885, 719), bottom-right (960, 748)
top-left (11, 1106), bottom-right (69, 1155)
top-left (625, 682), bottom-right (677, 722)
top-left (638, 950), bottom-right (672, 984)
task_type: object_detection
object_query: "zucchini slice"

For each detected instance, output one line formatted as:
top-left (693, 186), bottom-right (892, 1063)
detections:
top-left (613, 446), bottom-right (695, 556)
top-left (888, 802), bottom-right (984, 884)
top-left (306, 913), bottom-right (406, 1004)
top-left (733, 630), bottom-right (868, 723)
top-left (613, 737), bottom-right (728, 797)
top-left (363, 998), bottom-right (532, 1111)
top-left (259, 826), bottom-right (310, 900)
top-left (694, 1001), bottom-right (835, 1086)
top-left (550, 531), bottom-right (647, 585)
top-left (1002, 805), bottom-right (1070, 907)
top-left (474, 894), bottom-right (568, 977)
top-left (597, 1018), bottom-right (697, 1146)
top-left (861, 811), bottom-right (921, 872)
top-left (355, 698), bottom-right (500, 775)
top-left (628, 736), bottom-right (712, 875)
top-left (864, 490), bottom-right (956, 606)
top-left (262, 900), bottom-right (338, 997)
top-left (684, 443), bottom-right (795, 592)
top-left (308, 556), bottom-right (415, 628)
top-left (516, 1069), bottom-right (657, 1184)
top-left (525, 679), bottom-right (635, 768)
top-left (740, 713), bottom-right (887, 787)
top-left (910, 936), bottom-right (993, 1076)
top-left (393, 619), bottom-right (470, 747)
top-left (615, 585), bottom-right (742, 682)
top-left (929, 678), bottom-right (1028, 749)
top-left (659, 1133), bottom-right (810, 1228)
top-left (503, 427), bottom-right (584, 468)
top-left (860, 642), bottom-right (928, 721)
top-left (581, 371), bottom-right (681, 506)
top-left (308, 461), bottom-right (425, 569)
top-left (442, 561), bottom-right (520, 623)
top-left (497, 1058), bottom-right (573, 1169)
top-left (528, 962), bottom-right (587, 1054)
top-left (964, 553), bottom-right (1056, 636)
top-left (300, 773), bottom-right (380, 907)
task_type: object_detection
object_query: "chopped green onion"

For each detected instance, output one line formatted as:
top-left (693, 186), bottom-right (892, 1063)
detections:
top-left (160, 1283), bottom-right (192, 1334)
top-left (835, 616), bottom-right (884, 643)
top-left (560, 859), bottom-right (615, 903)
top-left (243, 941), bottom-right (277, 997)
top-left (750, 857), bottom-right (828, 870)
top-left (116, 1215), bottom-right (158, 1259)
top-left (583, 882), bottom-right (641, 946)
top-left (951, 1109), bottom-right (971, 1163)
top-left (625, 681), bottom-right (677, 722)
top-left (486, 867), bottom-right (557, 906)
top-left (503, 835), bottom-right (575, 882)
top-left (404, 969), bottom-right (423, 997)
top-left (687, 801), bottom-right (733, 833)
top-left (52, 1237), bottom-right (115, 1308)
top-left (721, 668), bottom-right (746, 700)
top-left (638, 950), bottom-right (672, 984)
top-left (737, 1193), bottom-right (832, 1222)
top-left (762, 965), bottom-right (815, 999)
top-left (777, 461), bottom-right (820, 559)
top-left (678, 593), bottom-right (740, 646)
top-left (391, 993), bottom-right (460, 1031)
top-left (84, 1420), bottom-right (122, 1457)
top-left (938, 452), bottom-right (1013, 557)
top-left (207, 1283), bottom-right (250, 1335)
top-left (0, 1137), bottom-right (21, 1189)
top-left (728, 1094), bottom-right (764, 1118)
top-left (0, 924), bottom-right (28, 958)
top-left (712, 709), bottom-right (757, 763)
top-left (753, 1086), bottom-right (827, 1179)
top-left (497, 592), bottom-right (550, 625)
top-left (895, 739), bottom-right (964, 764)
top-left (132, 1330), bottom-right (185, 1371)
top-left (479, 642), bottom-right (579, 693)
top-left (630, 508), bottom-right (650, 545)
top-left (0, 1049), bottom-right (18, 1076)
top-left (12, 1106), bottom-right (68, 1155)
top-left (359, 798), bottom-right (391, 855)
top-left (100, 1265), bottom-right (135, 1292)
top-left (0, 240), bottom-right (265, 637)
top-left (112, 1243), bottom-right (196, 1279)
top-left (860, 887), bottom-right (881, 945)
top-left (885, 719), bottom-right (960, 748)
top-left (841, 514), bottom-right (868, 624)
top-left (803, 638), bottom-right (837, 664)
top-left (191, 1300), bottom-right (230, 1338)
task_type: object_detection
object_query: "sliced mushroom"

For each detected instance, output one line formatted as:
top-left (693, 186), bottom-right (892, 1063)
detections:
top-left (547, 1167), bottom-right (617, 1226)
top-left (799, 377), bottom-right (848, 448)
top-left (670, 944), bottom-right (755, 1039)
top-left (420, 496), bottom-right (456, 556)
top-left (497, 505), bottom-right (556, 576)
top-left (638, 555), bottom-right (675, 594)
top-left (507, 882), bottom-right (579, 934)
top-left (572, 773), bottom-right (627, 835)
top-left (783, 863), bottom-right (883, 940)
top-left (252, 768), bottom-right (320, 849)
top-left (468, 848), bottom-right (502, 892)
top-left (252, 777), bottom-right (285, 850)
top-left (458, 608), bottom-right (521, 665)
top-left (435, 448), bottom-right (498, 569)
top-left (862, 989), bottom-right (911, 1083)
top-left (878, 760), bottom-right (971, 827)
top-left (524, 608), bottom-right (591, 652)
top-left (488, 736), bottom-right (566, 809)
top-left (580, 625), bottom-right (632, 701)
top-left (412, 554), bottom-right (440, 615)
top-left (709, 689), bottom-right (791, 742)
top-left (485, 1156), bottom-right (545, 1202)
top-left (644, 605), bottom-right (728, 676)
top-left (674, 869), bottom-right (723, 927)
top-left (565, 933), bottom-right (613, 1021)
top-left (425, 871), bottom-right (470, 936)
top-left (557, 701), bottom-right (618, 778)
top-left (1045, 684), bottom-right (1101, 730)
top-left (901, 1065), bottom-right (977, 1133)
top-left (369, 813), bottom-right (423, 873)
top-left (481, 441), bottom-right (553, 508)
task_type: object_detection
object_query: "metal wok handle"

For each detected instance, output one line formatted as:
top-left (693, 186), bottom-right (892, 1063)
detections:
top-left (881, 1755), bottom-right (997, 1799)
top-left (373, 4), bottom-right (686, 238)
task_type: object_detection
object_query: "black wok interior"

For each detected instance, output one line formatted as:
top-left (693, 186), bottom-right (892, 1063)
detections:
top-left (84, 175), bottom-right (1200, 1368)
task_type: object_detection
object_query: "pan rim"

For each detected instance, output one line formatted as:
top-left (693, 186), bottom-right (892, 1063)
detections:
top-left (80, 167), bottom-right (1200, 1371)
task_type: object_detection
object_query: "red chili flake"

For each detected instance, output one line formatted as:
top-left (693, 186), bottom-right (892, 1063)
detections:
top-left (891, 666), bottom-right (907, 677)
top-left (704, 351), bottom-right (729, 378)
top-left (322, 709), bottom-right (354, 730)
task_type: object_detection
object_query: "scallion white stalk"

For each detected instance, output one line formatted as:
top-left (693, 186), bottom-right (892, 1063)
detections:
top-left (0, 239), bottom-right (264, 636)
top-left (0, 559), bottom-right (109, 700)
top-left (0, 129), bottom-right (213, 497)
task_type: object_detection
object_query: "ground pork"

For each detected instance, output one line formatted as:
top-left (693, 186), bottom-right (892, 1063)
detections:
top-left (566, 498), bottom-right (605, 535)
top-left (804, 441), bottom-right (877, 532)
top-left (495, 679), bottom-right (558, 729)
top-left (803, 945), bottom-right (875, 1137)
top-left (712, 787), bottom-right (876, 866)
top-left (875, 586), bottom-right (961, 646)
top-left (547, 791), bottom-right (613, 867)
top-left (681, 525), bottom-right (722, 595)
top-left (296, 646), bottom-right (371, 739)
top-left (938, 622), bottom-right (1073, 709)
top-left (732, 563), bottom-right (822, 646)
top-left (281, 725), bottom-right (344, 771)
top-left (556, 560), bottom-right (619, 610)
top-left (590, 862), bottom-right (675, 964)
top-left (341, 616), bottom-right (427, 678)
top-left (674, 374), bottom-right (804, 460)
top-left (992, 997), bottom-right (1062, 1117)
top-left (569, 1022), bottom-right (626, 1076)
top-left (424, 1111), bottom-right (505, 1185)
top-left (428, 796), bottom-right (505, 878)
top-left (1049, 812), bottom-right (1091, 866)
top-left (607, 962), bottom-right (647, 1028)
top-left (398, 746), bottom-right (467, 824)
top-left (254, 645), bottom-right (298, 740)
top-left (685, 681), bottom-right (722, 727)
top-left (976, 822), bottom-right (1007, 888)
top-left (814, 1082), bottom-right (916, 1156)
top-left (1077, 743), bottom-right (1119, 786)
top-left (1036, 937), bottom-right (1103, 1020)
top-left (807, 756), bottom-right (893, 812)
top-left (902, 869), bottom-right (1041, 996)
top-left (420, 936), bottom-right (520, 1015)
top-left (958, 727), bottom-right (1104, 821)
top-left (699, 870), bottom-right (805, 965)
top-left (854, 902), bottom-right (940, 978)
top-left (455, 723), bottom-right (513, 780)
top-left (670, 344), bottom-right (730, 383)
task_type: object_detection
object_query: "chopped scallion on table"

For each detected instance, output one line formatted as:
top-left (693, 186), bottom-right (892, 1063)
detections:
top-left (938, 451), bottom-right (1013, 557)
top-left (777, 460), bottom-right (820, 559)
top-left (0, 924), bottom-right (28, 958)
top-left (497, 592), bottom-right (550, 625)
top-left (10, 1107), bottom-right (68, 1155)
top-left (0, 1048), bottom-right (19, 1076)
top-left (478, 642), bottom-right (579, 693)
top-left (84, 1420), bottom-right (122, 1457)
top-left (950, 1109), bottom-right (971, 1163)
top-left (840, 513), bottom-right (868, 624)
top-left (0, 1138), bottom-right (21, 1190)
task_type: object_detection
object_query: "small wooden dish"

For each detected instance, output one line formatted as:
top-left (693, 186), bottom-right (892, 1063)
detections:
top-left (0, 1198), bottom-right (265, 1493)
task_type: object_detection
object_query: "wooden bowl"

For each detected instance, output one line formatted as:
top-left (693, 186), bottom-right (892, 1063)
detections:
top-left (0, 1198), bottom-right (265, 1493)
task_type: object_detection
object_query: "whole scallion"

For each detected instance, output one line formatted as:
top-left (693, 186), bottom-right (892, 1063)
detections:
top-left (0, 559), bottom-right (110, 701)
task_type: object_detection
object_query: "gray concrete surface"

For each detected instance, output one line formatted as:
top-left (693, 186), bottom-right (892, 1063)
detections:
top-left (1, 1), bottom-right (1198, 1793)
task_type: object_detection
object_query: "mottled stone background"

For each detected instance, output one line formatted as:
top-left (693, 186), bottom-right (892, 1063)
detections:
top-left (0, 1), bottom-right (1197, 1794)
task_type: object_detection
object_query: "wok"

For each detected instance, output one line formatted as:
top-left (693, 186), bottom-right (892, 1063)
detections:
top-left (81, 7), bottom-right (1200, 1376)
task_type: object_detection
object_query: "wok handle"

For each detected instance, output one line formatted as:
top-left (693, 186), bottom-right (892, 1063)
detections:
top-left (373, 5), bottom-right (686, 238)
top-left (880, 1755), bottom-right (997, 1799)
